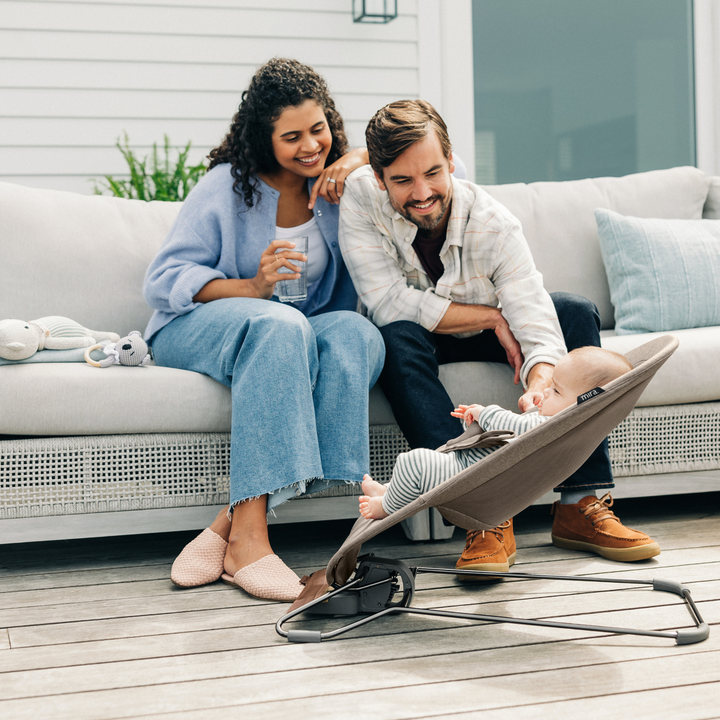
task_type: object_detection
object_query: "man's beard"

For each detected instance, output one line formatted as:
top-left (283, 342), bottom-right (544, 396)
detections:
top-left (395, 192), bottom-right (451, 232)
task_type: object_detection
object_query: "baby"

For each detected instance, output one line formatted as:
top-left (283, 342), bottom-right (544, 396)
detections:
top-left (359, 346), bottom-right (632, 520)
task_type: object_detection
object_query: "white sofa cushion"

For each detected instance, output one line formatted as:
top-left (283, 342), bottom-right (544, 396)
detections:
top-left (0, 363), bottom-right (231, 436)
top-left (0, 181), bottom-right (181, 338)
top-left (482, 166), bottom-right (711, 328)
top-left (0, 362), bottom-right (399, 435)
top-left (601, 327), bottom-right (720, 406)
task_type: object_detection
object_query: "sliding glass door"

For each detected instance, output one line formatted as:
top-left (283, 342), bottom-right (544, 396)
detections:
top-left (472, 0), bottom-right (695, 184)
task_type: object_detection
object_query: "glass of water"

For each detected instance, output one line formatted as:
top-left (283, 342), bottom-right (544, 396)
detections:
top-left (272, 236), bottom-right (308, 302)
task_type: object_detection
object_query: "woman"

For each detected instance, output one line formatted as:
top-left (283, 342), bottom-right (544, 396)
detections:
top-left (143, 58), bottom-right (385, 601)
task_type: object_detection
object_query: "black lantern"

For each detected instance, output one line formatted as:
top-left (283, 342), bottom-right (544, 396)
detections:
top-left (353, 0), bottom-right (398, 24)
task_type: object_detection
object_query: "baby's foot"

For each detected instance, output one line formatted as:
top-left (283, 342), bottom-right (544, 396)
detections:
top-left (362, 474), bottom-right (387, 498)
top-left (359, 495), bottom-right (389, 520)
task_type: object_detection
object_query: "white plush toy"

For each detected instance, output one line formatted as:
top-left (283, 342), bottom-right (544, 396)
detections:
top-left (84, 331), bottom-right (151, 368)
top-left (0, 316), bottom-right (120, 361)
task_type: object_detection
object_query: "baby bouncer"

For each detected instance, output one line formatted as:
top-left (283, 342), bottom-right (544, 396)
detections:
top-left (276, 335), bottom-right (709, 646)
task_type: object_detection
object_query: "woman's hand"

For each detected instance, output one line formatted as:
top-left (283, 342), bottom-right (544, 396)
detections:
top-left (451, 404), bottom-right (484, 425)
top-left (308, 148), bottom-right (369, 208)
top-left (250, 240), bottom-right (307, 299)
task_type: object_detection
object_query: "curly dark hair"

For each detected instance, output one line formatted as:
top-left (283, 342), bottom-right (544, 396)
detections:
top-left (207, 58), bottom-right (349, 207)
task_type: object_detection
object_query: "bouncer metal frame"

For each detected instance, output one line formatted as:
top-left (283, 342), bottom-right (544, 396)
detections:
top-left (276, 554), bottom-right (709, 645)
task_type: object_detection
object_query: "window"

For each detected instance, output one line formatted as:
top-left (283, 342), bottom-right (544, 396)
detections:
top-left (472, 0), bottom-right (695, 184)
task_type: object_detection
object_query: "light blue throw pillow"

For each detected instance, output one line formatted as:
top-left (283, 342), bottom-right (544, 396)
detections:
top-left (595, 208), bottom-right (720, 335)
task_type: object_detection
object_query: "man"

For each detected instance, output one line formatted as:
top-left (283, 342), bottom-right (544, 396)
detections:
top-left (339, 100), bottom-right (659, 571)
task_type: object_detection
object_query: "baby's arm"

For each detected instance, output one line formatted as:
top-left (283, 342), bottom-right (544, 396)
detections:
top-left (451, 404), bottom-right (485, 426)
top-left (478, 404), bottom-right (546, 436)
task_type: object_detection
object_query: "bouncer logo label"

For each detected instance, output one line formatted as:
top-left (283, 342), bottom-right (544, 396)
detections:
top-left (577, 387), bottom-right (605, 405)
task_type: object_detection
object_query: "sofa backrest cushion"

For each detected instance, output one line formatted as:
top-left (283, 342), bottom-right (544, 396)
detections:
top-left (481, 166), bottom-right (711, 328)
top-left (0, 182), bottom-right (181, 337)
top-left (703, 176), bottom-right (720, 219)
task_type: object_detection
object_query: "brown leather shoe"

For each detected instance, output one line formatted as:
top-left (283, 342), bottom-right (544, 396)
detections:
top-left (551, 493), bottom-right (660, 562)
top-left (455, 519), bottom-right (516, 578)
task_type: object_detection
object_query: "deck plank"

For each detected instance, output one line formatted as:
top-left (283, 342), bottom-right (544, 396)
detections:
top-left (133, 682), bottom-right (720, 720)
top-left (425, 682), bottom-right (720, 720)
top-left (1, 642), bottom-right (718, 719)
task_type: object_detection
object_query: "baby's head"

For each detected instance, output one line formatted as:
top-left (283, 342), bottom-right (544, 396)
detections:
top-left (538, 346), bottom-right (633, 417)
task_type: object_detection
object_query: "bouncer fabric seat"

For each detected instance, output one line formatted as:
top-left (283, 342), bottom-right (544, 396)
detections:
top-left (322, 334), bottom-right (679, 589)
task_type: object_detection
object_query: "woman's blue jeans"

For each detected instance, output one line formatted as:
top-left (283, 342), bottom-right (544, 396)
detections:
top-left (377, 292), bottom-right (613, 492)
top-left (151, 299), bottom-right (385, 511)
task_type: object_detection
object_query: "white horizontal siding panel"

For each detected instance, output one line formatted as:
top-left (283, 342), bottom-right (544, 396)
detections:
top-left (342, 121), bottom-right (370, 149)
top-left (0, 59), bottom-right (419, 96)
top-left (0, 88), bottom-right (244, 120)
top-left (0, 88), bottom-right (400, 125)
top-left (0, 30), bottom-right (418, 68)
top-left (2, 3), bottom-right (417, 42)
top-left (0, 118), bottom-right (231, 147)
top-left (0, 145), bottom-right (212, 177)
top-left (23, 0), bottom-right (418, 12)
top-left (0, 175), bottom-right (110, 193)
top-left (0, 117), bottom-right (372, 151)
top-left (313, 93), bottom-right (412, 123)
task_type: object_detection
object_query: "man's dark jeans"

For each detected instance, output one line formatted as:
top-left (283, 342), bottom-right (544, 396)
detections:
top-left (377, 292), bottom-right (613, 491)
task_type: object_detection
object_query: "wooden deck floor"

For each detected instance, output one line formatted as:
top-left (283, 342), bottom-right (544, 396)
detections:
top-left (1, 492), bottom-right (718, 720)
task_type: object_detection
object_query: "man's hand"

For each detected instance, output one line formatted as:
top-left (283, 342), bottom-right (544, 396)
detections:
top-left (518, 362), bottom-right (554, 412)
top-left (492, 313), bottom-right (523, 385)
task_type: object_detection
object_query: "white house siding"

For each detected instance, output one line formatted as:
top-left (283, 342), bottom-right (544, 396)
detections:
top-left (0, 0), bottom-right (475, 194)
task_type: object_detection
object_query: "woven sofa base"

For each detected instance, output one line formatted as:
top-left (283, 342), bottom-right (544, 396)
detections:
top-left (1, 401), bottom-right (719, 520)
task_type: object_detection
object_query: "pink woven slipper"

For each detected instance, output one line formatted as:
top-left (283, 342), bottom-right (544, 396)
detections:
top-left (171, 528), bottom-right (228, 587)
top-left (221, 554), bottom-right (303, 601)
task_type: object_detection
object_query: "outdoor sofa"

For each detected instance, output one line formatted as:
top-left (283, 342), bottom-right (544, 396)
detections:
top-left (1, 165), bottom-right (719, 544)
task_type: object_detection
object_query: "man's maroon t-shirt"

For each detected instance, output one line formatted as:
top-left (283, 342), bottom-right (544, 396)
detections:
top-left (412, 233), bottom-right (445, 286)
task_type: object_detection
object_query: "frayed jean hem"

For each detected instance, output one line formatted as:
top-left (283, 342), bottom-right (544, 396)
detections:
top-left (266, 476), bottom-right (357, 514)
top-left (227, 476), bottom-right (359, 517)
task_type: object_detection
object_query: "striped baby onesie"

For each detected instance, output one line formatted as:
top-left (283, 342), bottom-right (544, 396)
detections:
top-left (381, 405), bottom-right (547, 515)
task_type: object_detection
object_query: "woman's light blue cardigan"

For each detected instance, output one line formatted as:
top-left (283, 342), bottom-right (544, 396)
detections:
top-left (143, 163), bottom-right (358, 342)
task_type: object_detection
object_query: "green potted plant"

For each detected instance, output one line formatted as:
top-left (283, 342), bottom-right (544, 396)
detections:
top-left (93, 133), bottom-right (206, 201)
